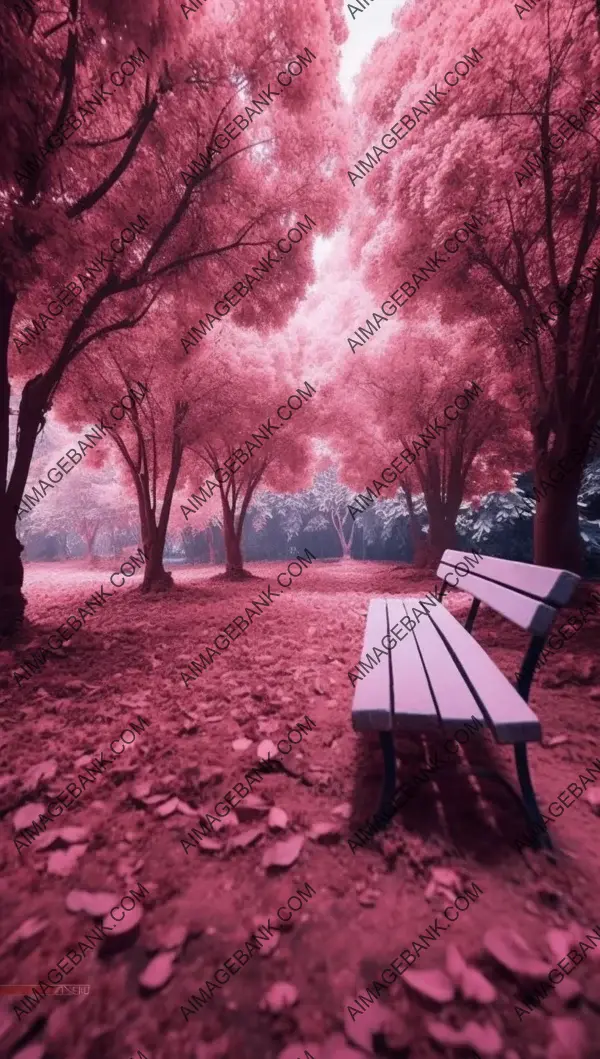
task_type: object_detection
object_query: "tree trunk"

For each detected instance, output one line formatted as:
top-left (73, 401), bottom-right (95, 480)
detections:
top-left (533, 460), bottom-right (583, 572)
top-left (336, 530), bottom-right (352, 559)
top-left (140, 430), bottom-right (183, 593)
top-left (207, 524), bottom-right (216, 565)
top-left (216, 462), bottom-right (264, 578)
top-left (0, 513), bottom-right (26, 637)
top-left (421, 493), bottom-right (460, 567)
top-left (331, 510), bottom-right (353, 558)
top-left (427, 508), bottom-right (458, 561)
top-left (114, 404), bottom-right (183, 594)
top-left (222, 508), bottom-right (245, 576)
top-left (0, 279), bottom-right (25, 637)
top-left (402, 485), bottom-right (426, 566)
top-left (141, 525), bottom-right (173, 592)
top-left (1, 373), bottom-right (53, 633)
top-left (83, 521), bottom-right (100, 560)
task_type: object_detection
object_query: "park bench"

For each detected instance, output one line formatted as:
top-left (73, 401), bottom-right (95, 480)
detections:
top-left (351, 549), bottom-right (580, 850)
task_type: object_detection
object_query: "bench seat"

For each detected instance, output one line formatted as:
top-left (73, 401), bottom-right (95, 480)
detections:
top-left (350, 550), bottom-right (581, 852)
top-left (352, 597), bottom-right (542, 744)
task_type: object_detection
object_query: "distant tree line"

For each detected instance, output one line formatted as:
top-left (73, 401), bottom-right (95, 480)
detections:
top-left (28, 463), bottom-right (600, 576)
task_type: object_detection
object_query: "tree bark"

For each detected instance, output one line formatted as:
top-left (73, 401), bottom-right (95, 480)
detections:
top-left (533, 455), bottom-right (585, 572)
top-left (141, 526), bottom-right (173, 591)
top-left (0, 279), bottom-right (25, 636)
top-left (331, 508), bottom-right (354, 558)
top-left (420, 489), bottom-right (460, 568)
top-left (222, 503), bottom-right (245, 575)
top-left (139, 421), bottom-right (183, 593)
top-left (335, 526), bottom-right (352, 559)
top-left (82, 520), bottom-right (100, 560)
top-left (415, 440), bottom-right (471, 568)
top-left (0, 513), bottom-right (26, 637)
top-left (215, 458), bottom-right (265, 578)
top-left (57, 530), bottom-right (69, 560)
top-left (109, 396), bottom-right (185, 594)
top-left (207, 524), bottom-right (216, 565)
top-left (402, 484), bottom-right (427, 565)
top-left (426, 504), bottom-right (458, 561)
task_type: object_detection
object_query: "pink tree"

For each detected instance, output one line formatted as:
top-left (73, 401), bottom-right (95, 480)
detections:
top-left (1, 0), bottom-right (348, 631)
top-left (172, 504), bottom-right (223, 566)
top-left (11, 416), bottom-right (134, 562)
top-left (303, 467), bottom-right (357, 558)
top-left (54, 326), bottom-right (210, 590)
top-left (181, 327), bottom-right (319, 577)
top-left (352, 0), bottom-right (600, 571)
top-left (321, 313), bottom-right (527, 565)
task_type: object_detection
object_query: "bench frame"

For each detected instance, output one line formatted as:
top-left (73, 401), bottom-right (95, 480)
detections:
top-left (372, 576), bottom-right (558, 853)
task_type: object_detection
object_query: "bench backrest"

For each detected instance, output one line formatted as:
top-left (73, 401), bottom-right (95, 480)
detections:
top-left (437, 550), bottom-right (580, 635)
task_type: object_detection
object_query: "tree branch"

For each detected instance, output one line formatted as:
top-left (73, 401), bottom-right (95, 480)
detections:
top-left (75, 125), bottom-right (135, 149)
top-left (42, 18), bottom-right (70, 39)
top-left (69, 287), bottom-right (162, 360)
top-left (22, 22), bottom-right (78, 205)
top-left (66, 96), bottom-right (160, 218)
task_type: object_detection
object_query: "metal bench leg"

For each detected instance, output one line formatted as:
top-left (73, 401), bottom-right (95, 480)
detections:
top-left (377, 730), bottom-right (396, 821)
top-left (514, 742), bottom-right (552, 851)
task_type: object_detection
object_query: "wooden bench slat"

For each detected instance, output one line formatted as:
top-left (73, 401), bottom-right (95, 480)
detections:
top-left (393, 598), bottom-right (484, 730)
top-left (428, 602), bottom-right (542, 744)
top-left (385, 598), bottom-right (439, 731)
top-left (436, 564), bottom-right (556, 634)
top-left (439, 550), bottom-right (580, 606)
top-left (351, 599), bottom-right (393, 732)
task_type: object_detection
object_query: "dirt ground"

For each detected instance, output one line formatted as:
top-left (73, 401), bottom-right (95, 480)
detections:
top-left (1, 558), bottom-right (600, 1059)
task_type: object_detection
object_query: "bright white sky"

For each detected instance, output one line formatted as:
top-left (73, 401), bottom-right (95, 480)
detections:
top-left (340, 0), bottom-right (407, 102)
top-left (313, 0), bottom-right (408, 269)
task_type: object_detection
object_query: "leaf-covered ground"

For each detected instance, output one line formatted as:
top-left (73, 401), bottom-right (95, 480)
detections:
top-left (1, 558), bottom-right (600, 1059)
